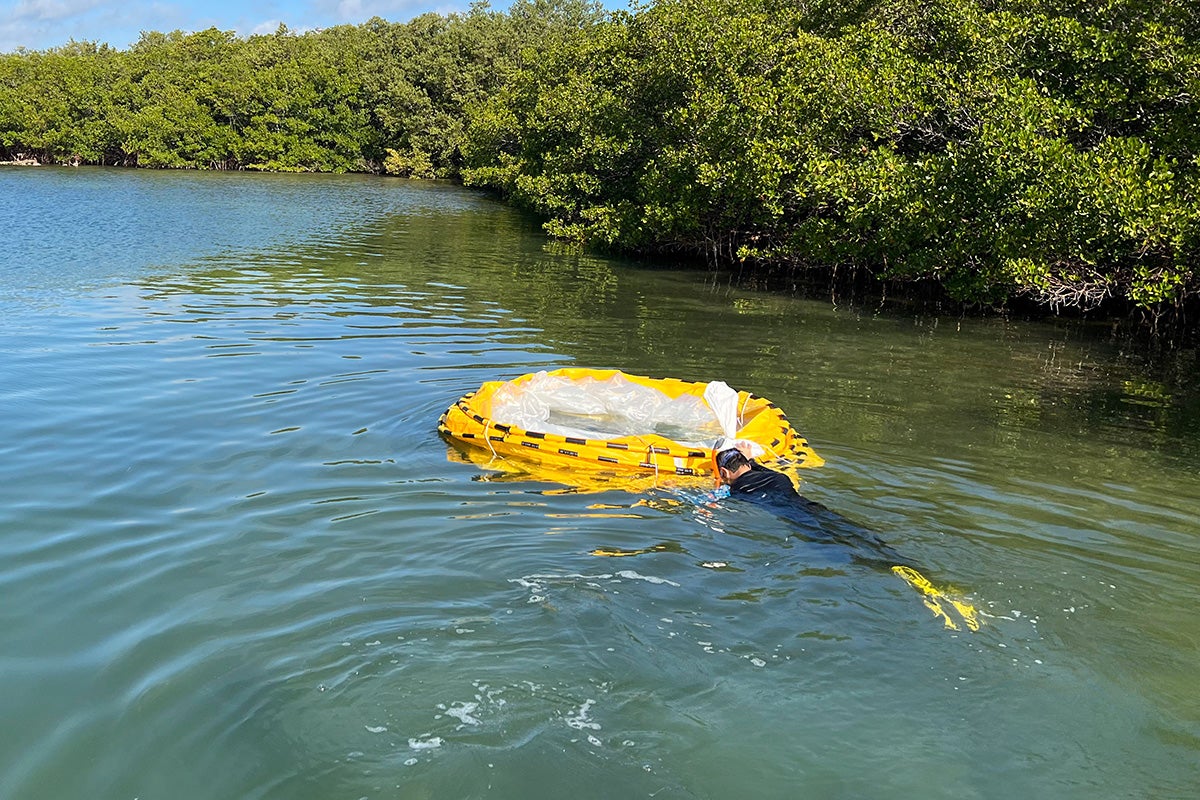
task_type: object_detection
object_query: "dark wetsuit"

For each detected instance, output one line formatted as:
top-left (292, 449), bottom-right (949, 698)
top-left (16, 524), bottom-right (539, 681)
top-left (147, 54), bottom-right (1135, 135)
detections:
top-left (729, 462), bottom-right (829, 515)
top-left (728, 462), bottom-right (898, 562)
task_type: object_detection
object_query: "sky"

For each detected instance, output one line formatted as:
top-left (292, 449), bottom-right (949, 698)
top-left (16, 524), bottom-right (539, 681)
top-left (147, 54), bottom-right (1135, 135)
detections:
top-left (1, 0), bottom-right (492, 53)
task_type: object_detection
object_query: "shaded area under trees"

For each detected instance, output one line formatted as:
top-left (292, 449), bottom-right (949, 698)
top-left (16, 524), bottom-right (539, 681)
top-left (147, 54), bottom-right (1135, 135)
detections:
top-left (2, 0), bottom-right (1197, 323)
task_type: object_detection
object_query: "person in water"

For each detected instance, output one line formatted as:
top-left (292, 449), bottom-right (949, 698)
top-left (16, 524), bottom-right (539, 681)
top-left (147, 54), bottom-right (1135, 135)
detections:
top-left (708, 446), bottom-right (981, 631)
top-left (713, 445), bottom-right (897, 557)
top-left (714, 447), bottom-right (829, 515)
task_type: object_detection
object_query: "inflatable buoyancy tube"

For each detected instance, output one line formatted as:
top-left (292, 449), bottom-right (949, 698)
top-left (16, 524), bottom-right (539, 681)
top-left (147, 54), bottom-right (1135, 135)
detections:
top-left (438, 368), bottom-right (822, 482)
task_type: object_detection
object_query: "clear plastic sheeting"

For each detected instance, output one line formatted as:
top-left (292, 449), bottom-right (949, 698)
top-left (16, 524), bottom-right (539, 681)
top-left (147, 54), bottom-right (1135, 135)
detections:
top-left (489, 370), bottom-right (725, 447)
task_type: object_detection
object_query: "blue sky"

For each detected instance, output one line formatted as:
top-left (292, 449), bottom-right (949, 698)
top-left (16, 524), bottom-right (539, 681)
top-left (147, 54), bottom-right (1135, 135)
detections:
top-left (1, 0), bottom-right (549, 53)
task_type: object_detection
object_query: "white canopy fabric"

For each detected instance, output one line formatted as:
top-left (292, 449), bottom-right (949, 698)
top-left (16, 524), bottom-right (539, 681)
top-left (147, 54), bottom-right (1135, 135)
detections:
top-left (703, 380), bottom-right (766, 459)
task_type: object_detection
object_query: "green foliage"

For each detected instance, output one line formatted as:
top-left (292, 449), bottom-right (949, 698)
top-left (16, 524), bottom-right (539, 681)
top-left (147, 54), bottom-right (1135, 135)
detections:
top-left (1, 0), bottom-right (1197, 317)
top-left (463, 0), bottom-right (1200, 314)
top-left (0, 1), bottom-right (602, 173)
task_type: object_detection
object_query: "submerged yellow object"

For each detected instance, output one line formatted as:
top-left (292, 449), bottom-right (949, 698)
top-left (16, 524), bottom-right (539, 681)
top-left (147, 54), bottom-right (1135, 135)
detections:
top-left (892, 566), bottom-right (981, 632)
top-left (439, 368), bottom-right (822, 485)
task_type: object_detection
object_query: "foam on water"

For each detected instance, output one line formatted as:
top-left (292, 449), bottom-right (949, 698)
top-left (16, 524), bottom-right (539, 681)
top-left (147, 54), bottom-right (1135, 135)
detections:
top-left (509, 570), bottom-right (682, 605)
top-left (443, 702), bottom-right (481, 727)
top-left (564, 699), bottom-right (601, 731)
top-left (407, 736), bottom-right (444, 750)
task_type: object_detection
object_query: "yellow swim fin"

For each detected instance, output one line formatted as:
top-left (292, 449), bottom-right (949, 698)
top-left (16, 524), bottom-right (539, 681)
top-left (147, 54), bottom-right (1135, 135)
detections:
top-left (892, 565), bottom-right (981, 632)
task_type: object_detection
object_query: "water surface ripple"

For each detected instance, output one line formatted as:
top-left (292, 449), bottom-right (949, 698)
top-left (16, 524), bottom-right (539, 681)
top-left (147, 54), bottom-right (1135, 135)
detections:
top-left (2, 168), bottom-right (1198, 800)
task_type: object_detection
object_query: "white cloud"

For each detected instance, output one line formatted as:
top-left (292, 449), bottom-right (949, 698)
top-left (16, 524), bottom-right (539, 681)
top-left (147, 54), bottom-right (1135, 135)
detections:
top-left (2, 1), bottom-right (195, 51)
top-left (250, 18), bottom-right (284, 35)
top-left (0, 0), bottom-right (478, 52)
top-left (2, 0), bottom-right (114, 51)
top-left (310, 0), bottom-right (433, 24)
top-left (11, 0), bottom-right (106, 23)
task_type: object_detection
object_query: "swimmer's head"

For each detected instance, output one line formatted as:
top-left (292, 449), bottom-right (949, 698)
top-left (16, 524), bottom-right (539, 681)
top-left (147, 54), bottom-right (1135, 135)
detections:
top-left (714, 448), bottom-right (751, 485)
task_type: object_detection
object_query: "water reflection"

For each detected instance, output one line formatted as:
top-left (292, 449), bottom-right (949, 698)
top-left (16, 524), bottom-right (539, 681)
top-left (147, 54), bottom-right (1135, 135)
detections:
top-left (3, 172), bottom-right (1199, 800)
top-left (145, 199), bottom-right (1200, 477)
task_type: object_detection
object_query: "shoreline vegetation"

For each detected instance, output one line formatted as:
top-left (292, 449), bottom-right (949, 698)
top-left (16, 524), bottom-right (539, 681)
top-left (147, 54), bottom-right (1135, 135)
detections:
top-left (2, 0), bottom-right (1197, 334)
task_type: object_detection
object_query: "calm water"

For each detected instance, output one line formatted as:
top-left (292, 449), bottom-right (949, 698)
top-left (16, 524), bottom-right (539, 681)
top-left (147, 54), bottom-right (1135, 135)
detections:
top-left (2, 167), bottom-right (1199, 799)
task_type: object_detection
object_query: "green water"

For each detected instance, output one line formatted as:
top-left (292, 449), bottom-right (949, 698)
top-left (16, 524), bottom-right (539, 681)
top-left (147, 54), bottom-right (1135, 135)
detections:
top-left (2, 167), bottom-right (1198, 799)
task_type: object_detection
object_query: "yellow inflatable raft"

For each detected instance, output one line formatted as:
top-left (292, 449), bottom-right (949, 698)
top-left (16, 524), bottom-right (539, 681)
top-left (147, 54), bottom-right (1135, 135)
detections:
top-left (438, 368), bottom-right (822, 483)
